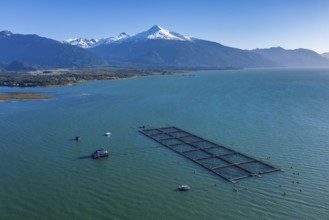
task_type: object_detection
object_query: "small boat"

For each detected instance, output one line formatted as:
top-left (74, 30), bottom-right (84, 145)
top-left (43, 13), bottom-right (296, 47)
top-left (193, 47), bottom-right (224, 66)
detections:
top-left (75, 136), bottom-right (81, 141)
top-left (104, 132), bottom-right (111, 136)
top-left (178, 185), bottom-right (190, 191)
top-left (92, 148), bottom-right (109, 159)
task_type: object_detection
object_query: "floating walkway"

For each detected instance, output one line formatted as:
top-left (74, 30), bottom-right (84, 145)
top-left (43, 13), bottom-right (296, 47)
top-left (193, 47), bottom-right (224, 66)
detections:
top-left (139, 126), bottom-right (281, 182)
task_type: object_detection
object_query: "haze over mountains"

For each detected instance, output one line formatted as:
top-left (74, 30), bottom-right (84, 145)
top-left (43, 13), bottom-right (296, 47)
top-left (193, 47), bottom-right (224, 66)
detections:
top-left (322, 52), bottom-right (329, 59)
top-left (1, 25), bottom-right (329, 70)
top-left (253, 47), bottom-right (329, 67)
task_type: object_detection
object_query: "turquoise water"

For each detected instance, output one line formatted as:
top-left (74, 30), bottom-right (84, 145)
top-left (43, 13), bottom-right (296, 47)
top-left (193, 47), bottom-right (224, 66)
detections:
top-left (1, 68), bottom-right (329, 219)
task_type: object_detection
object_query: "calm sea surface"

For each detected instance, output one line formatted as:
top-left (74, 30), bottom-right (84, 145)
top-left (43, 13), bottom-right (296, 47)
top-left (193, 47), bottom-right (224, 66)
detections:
top-left (1, 68), bottom-right (329, 219)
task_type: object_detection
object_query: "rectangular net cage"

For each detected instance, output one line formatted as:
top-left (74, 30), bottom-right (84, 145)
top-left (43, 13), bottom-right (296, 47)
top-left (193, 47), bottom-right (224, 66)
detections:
top-left (140, 126), bottom-right (281, 182)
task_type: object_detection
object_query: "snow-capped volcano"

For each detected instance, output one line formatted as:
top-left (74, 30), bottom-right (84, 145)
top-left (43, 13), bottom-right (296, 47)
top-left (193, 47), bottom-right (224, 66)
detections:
top-left (62, 25), bottom-right (192, 48)
top-left (130, 25), bottom-right (192, 41)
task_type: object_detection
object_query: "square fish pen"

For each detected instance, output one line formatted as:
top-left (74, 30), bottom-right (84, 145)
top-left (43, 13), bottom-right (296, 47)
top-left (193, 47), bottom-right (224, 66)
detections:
top-left (140, 126), bottom-right (281, 182)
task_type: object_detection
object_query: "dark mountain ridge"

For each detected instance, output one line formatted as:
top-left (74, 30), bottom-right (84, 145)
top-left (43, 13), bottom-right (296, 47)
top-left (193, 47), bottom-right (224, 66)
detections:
top-left (0, 31), bottom-right (107, 68)
top-left (1, 26), bottom-right (328, 70)
top-left (89, 36), bottom-right (278, 68)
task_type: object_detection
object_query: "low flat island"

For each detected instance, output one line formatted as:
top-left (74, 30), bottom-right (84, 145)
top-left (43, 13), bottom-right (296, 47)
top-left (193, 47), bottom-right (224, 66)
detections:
top-left (0, 92), bottom-right (51, 101)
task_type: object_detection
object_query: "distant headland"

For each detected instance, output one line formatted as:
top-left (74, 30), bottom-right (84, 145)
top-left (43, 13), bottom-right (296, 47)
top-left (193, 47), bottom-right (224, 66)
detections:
top-left (0, 67), bottom-right (190, 88)
top-left (0, 66), bottom-right (238, 88)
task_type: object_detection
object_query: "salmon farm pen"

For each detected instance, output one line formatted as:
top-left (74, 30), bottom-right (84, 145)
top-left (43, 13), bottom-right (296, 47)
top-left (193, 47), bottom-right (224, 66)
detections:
top-left (139, 126), bottom-right (281, 182)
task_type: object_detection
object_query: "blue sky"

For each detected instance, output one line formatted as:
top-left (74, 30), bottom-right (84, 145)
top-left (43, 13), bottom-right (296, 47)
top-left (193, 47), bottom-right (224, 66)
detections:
top-left (1, 0), bottom-right (328, 53)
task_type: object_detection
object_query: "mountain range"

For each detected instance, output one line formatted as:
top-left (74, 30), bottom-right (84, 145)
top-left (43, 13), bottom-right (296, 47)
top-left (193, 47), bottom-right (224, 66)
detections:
top-left (86, 25), bottom-right (277, 68)
top-left (0, 31), bottom-right (106, 69)
top-left (62, 32), bottom-right (130, 48)
top-left (1, 25), bottom-right (329, 70)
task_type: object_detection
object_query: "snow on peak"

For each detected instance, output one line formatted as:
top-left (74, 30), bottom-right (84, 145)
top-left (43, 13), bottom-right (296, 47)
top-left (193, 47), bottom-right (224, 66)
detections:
top-left (62, 38), bottom-right (99, 48)
top-left (101, 32), bottom-right (130, 44)
top-left (0, 30), bottom-right (13, 38)
top-left (62, 25), bottom-right (193, 48)
top-left (148, 25), bottom-right (163, 32)
top-left (114, 32), bottom-right (130, 41)
top-left (63, 32), bottom-right (130, 48)
top-left (118, 32), bottom-right (128, 39)
top-left (131, 25), bottom-right (192, 41)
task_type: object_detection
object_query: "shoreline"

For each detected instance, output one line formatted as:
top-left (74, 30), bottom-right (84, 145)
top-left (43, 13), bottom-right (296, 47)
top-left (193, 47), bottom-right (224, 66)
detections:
top-left (0, 67), bottom-right (191, 88)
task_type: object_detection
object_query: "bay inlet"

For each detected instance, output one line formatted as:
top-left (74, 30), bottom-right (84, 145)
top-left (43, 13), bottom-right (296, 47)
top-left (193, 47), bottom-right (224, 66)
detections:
top-left (1, 68), bottom-right (329, 219)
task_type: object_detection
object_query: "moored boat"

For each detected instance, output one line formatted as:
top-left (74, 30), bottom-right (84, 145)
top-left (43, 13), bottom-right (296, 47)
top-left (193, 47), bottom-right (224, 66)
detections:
top-left (92, 148), bottom-right (109, 159)
top-left (178, 185), bottom-right (190, 191)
